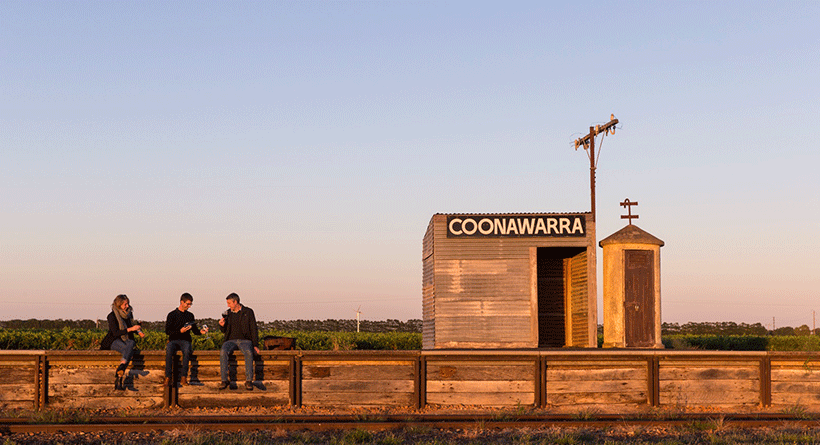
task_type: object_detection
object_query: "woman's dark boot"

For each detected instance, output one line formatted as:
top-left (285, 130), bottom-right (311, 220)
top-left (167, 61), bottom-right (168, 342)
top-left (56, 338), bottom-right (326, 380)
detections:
top-left (115, 368), bottom-right (125, 390)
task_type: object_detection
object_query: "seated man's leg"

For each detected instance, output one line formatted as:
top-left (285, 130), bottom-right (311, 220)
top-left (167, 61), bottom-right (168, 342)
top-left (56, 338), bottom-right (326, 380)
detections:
top-left (220, 340), bottom-right (239, 383)
top-left (165, 341), bottom-right (181, 378)
top-left (236, 339), bottom-right (255, 383)
top-left (180, 341), bottom-right (193, 379)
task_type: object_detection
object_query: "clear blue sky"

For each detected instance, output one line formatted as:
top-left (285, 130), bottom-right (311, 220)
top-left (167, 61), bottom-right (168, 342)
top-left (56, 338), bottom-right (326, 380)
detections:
top-left (2, 1), bottom-right (818, 327)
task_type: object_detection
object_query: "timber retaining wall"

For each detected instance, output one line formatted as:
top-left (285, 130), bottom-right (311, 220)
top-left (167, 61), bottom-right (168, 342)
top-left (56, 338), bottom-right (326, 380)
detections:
top-left (2, 350), bottom-right (820, 411)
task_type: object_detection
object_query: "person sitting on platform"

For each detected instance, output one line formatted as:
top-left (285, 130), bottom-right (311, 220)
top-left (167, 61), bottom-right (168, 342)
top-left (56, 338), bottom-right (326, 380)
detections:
top-left (164, 292), bottom-right (208, 386)
top-left (100, 294), bottom-right (145, 390)
top-left (218, 292), bottom-right (260, 390)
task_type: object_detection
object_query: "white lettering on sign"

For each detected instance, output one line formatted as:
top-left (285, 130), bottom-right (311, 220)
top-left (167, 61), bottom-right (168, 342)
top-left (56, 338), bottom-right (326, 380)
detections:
top-left (446, 215), bottom-right (586, 238)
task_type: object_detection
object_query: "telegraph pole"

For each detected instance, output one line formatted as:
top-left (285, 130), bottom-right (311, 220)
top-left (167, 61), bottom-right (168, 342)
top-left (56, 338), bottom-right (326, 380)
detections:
top-left (574, 114), bottom-right (619, 223)
top-left (572, 114), bottom-right (619, 348)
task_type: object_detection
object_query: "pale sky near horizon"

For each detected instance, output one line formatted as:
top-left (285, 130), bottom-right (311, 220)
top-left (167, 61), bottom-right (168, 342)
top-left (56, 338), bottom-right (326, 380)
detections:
top-left (2, 1), bottom-right (819, 328)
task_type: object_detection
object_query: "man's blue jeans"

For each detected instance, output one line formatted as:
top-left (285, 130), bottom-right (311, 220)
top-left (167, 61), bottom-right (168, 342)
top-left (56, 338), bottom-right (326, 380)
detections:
top-left (220, 339), bottom-right (255, 383)
top-left (165, 340), bottom-right (193, 378)
top-left (110, 338), bottom-right (136, 365)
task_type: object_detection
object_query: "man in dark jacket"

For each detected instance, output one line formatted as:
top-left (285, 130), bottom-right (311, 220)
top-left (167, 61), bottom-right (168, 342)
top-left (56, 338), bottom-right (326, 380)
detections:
top-left (218, 293), bottom-right (260, 390)
top-left (164, 293), bottom-right (208, 386)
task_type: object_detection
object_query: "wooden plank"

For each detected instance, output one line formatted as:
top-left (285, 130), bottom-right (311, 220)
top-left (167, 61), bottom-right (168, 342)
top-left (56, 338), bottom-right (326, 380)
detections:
top-left (301, 360), bottom-right (415, 366)
top-left (47, 396), bottom-right (164, 409)
top-left (191, 359), bottom-right (289, 368)
top-left (771, 381), bottom-right (820, 394)
top-left (302, 392), bottom-right (415, 406)
top-left (426, 380), bottom-right (534, 393)
top-left (303, 364), bottom-right (414, 380)
top-left (0, 359), bottom-right (38, 366)
top-left (178, 380), bottom-right (289, 394)
top-left (49, 368), bottom-right (164, 385)
top-left (771, 359), bottom-right (820, 372)
top-left (427, 392), bottom-right (535, 406)
top-left (772, 369), bottom-right (820, 382)
top-left (547, 380), bottom-right (646, 393)
top-left (181, 366), bottom-right (290, 382)
top-left (660, 367), bottom-right (759, 380)
top-left (47, 361), bottom-right (165, 369)
top-left (547, 368), bottom-right (647, 381)
top-left (546, 360), bottom-right (648, 368)
top-left (0, 402), bottom-right (34, 409)
top-left (660, 360), bottom-right (760, 368)
top-left (426, 364), bottom-right (533, 381)
top-left (547, 392), bottom-right (647, 405)
top-left (660, 380), bottom-right (759, 405)
top-left (50, 381), bottom-right (164, 397)
top-left (660, 392), bottom-right (759, 405)
top-left (434, 341), bottom-right (534, 348)
top-left (770, 392), bottom-right (820, 406)
top-left (660, 379), bottom-right (759, 392)
top-left (0, 367), bottom-right (37, 383)
top-left (0, 387), bottom-right (35, 401)
top-left (178, 394), bottom-right (290, 408)
top-left (303, 379), bottom-right (414, 393)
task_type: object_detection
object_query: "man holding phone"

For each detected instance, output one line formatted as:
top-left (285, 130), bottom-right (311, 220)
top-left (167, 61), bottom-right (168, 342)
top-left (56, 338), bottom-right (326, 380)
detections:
top-left (164, 293), bottom-right (208, 386)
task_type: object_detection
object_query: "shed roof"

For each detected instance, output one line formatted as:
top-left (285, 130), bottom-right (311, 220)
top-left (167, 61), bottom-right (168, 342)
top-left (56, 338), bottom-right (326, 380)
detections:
top-left (599, 224), bottom-right (664, 247)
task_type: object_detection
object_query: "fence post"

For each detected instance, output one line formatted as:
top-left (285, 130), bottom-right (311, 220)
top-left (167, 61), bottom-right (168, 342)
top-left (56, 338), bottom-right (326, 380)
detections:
top-left (415, 354), bottom-right (427, 409)
top-left (760, 354), bottom-right (772, 407)
top-left (34, 353), bottom-right (46, 411)
top-left (291, 354), bottom-right (302, 407)
top-left (647, 355), bottom-right (660, 407)
top-left (165, 352), bottom-right (178, 408)
top-left (539, 355), bottom-right (548, 408)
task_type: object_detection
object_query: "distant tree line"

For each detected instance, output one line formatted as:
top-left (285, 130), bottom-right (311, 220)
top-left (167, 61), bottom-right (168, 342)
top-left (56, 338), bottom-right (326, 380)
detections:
top-left (0, 318), bottom-right (423, 333)
top-left (661, 321), bottom-right (819, 336)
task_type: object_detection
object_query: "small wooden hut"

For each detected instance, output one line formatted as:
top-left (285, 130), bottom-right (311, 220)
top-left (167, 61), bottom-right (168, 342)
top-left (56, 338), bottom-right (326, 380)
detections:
top-left (422, 212), bottom-right (598, 349)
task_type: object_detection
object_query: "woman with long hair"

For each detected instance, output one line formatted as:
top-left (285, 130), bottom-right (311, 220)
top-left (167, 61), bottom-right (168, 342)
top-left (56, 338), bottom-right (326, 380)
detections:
top-left (100, 294), bottom-right (144, 390)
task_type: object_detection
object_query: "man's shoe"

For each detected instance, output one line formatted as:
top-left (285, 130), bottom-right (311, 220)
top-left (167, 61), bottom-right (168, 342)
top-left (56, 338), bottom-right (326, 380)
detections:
top-left (244, 381), bottom-right (253, 391)
top-left (218, 381), bottom-right (229, 390)
top-left (180, 376), bottom-right (188, 386)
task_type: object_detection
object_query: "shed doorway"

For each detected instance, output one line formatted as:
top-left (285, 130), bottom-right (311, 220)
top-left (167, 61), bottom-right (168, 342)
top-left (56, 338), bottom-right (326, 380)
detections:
top-left (624, 249), bottom-right (655, 347)
top-left (537, 247), bottom-right (587, 348)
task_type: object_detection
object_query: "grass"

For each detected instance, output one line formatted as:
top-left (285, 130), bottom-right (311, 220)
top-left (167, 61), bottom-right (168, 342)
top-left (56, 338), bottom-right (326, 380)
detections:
top-left (12, 408), bottom-right (820, 444)
top-left (27, 408), bottom-right (91, 424)
top-left (781, 404), bottom-right (814, 419)
top-left (13, 427), bottom-right (820, 444)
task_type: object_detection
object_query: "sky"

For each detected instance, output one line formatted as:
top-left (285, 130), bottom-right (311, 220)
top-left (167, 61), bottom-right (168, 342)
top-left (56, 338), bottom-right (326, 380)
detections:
top-left (2, 1), bottom-right (819, 328)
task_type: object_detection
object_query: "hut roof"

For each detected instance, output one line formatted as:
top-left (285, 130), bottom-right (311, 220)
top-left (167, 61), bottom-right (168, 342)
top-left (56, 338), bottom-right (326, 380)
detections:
top-left (599, 224), bottom-right (664, 247)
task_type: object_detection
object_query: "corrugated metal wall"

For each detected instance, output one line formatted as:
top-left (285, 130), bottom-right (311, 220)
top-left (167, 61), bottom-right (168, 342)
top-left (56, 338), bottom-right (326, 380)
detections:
top-left (422, 221), bottom-right (436, 349)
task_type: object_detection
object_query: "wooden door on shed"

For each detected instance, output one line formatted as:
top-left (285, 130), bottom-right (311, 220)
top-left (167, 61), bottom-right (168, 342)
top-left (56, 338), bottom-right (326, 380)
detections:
top-left (624, 249), bottom-right (654, 347)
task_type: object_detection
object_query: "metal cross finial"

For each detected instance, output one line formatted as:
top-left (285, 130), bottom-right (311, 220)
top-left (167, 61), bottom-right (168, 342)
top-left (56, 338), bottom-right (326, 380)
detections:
top-left (620, 198), bottom-right (639, 225)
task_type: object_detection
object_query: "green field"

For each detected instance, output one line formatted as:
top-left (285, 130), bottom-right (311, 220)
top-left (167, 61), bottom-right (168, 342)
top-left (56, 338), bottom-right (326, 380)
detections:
top-left (0, 327), bottom-right (421, 351)
top-left (4, 327), bottom-right (820, 351)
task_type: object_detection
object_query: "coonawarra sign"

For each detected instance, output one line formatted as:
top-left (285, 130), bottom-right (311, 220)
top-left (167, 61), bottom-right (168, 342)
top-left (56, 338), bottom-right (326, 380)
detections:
top-left (446, 214), bottom-right (586, 238)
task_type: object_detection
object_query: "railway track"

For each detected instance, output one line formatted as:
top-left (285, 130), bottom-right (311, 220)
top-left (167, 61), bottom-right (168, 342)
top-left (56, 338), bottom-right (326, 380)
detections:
top-left (3, 413), bottom-right (820, 434)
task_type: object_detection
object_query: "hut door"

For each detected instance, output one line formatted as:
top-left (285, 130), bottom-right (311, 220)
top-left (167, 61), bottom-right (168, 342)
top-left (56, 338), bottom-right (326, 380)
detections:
top-left (537, 255), bottom-right (565, 348)
top-left (624, 250), bottom-right (654, 347)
